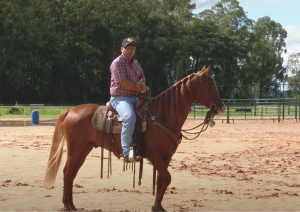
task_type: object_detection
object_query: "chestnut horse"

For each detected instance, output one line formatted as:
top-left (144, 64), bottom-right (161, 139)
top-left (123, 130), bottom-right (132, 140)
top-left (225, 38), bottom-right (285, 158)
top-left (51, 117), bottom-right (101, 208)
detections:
top-left (43, 66), bottom-right (225, 211)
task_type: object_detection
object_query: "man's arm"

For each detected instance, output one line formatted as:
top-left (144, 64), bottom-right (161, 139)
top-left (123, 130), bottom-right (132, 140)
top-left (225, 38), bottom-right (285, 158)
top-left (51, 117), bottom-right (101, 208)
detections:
top-left (119, 80), bottom-right (149, 91)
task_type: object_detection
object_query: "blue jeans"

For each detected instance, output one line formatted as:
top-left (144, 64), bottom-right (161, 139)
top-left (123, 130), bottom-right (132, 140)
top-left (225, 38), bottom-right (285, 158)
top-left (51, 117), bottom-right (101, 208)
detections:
top-left (110, 96), bottom-right (137, 157)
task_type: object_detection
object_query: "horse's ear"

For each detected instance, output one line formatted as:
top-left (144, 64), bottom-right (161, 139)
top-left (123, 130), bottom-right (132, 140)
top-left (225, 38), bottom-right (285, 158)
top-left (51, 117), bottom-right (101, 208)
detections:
top-left (198, 65), bottom-right (211, 74)
top-left (204, 65), bottom-right (210, 75)
top-left (197, 65), bottom-right (206, 74)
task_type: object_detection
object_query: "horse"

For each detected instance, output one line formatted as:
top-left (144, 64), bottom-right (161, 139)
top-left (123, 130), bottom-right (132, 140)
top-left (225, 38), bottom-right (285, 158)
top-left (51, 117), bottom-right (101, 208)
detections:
top-left (43, 65), bottom-right (225, 211)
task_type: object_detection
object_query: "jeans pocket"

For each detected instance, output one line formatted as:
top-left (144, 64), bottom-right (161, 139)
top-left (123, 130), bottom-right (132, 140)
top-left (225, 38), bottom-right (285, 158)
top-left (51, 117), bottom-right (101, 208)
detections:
top-left (110, 97), bottom-right (118, 109)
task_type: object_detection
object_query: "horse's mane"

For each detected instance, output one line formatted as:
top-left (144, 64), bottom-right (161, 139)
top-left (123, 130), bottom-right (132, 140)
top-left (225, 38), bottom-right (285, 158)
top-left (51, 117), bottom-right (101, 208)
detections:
top-left (147, 72), bottom-right (201, 123)
top-left (151, 73), bottom-right (197, 102)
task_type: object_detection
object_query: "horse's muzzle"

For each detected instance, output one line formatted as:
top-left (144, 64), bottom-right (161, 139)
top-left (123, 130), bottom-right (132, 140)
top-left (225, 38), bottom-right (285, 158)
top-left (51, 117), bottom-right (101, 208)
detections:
top-left (216, 106), bottom-right (226, 115)
top-left (210, 104), bottom-right (226, 115)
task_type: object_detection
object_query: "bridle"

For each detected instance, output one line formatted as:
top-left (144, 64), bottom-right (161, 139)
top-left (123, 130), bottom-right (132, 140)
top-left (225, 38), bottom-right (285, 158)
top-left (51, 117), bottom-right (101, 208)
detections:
top-left (181, 105), bottom-right (217, 140)
top-left (146, 74), bottom-right (219, 144)
top-left (147, 103), bottom-right (217, 141)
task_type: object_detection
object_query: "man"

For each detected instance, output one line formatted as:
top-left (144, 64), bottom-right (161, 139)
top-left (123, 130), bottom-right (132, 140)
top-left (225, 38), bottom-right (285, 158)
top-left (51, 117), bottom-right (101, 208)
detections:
top-left (109, 38), bottom-right (149, 163)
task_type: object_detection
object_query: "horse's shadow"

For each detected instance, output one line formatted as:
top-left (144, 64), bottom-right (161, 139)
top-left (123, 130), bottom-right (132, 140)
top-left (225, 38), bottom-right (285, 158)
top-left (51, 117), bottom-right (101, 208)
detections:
top-left (59, 208), bottom-right (134, 212)
top-left (59, 208), bottom-right (102, 212)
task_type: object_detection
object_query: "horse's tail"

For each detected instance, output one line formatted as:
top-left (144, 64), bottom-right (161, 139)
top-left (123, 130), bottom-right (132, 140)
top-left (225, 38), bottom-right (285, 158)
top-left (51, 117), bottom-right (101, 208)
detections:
top-left (43, 109), bottom-right (69, 189)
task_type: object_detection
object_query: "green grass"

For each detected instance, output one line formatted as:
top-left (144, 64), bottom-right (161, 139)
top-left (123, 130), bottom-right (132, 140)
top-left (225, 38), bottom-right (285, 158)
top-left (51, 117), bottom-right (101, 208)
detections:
top-left (0, 106), bottom-right (74, 118)
top-left (188, 106), bottom-right (298, 119)
top-left (1, 104), bottom-right (298, 119)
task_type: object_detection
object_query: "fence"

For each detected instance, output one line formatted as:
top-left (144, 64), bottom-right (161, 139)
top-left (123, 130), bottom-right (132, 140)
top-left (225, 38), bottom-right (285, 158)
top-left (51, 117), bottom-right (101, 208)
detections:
top-left (189, 98), bottom-right (300, 122)
top-left (1, 98), bottom-right (300, 122)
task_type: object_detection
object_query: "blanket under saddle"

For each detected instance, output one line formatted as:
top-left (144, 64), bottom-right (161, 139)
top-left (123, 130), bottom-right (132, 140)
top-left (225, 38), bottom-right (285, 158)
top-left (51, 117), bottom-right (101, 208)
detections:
top-left (92, 106), bottom-right (147, 134)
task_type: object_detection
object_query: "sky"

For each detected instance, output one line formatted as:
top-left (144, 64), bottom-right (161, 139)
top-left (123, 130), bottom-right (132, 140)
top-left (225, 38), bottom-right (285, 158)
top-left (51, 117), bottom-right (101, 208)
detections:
top-left (190, 0), bottom-right (300, 67)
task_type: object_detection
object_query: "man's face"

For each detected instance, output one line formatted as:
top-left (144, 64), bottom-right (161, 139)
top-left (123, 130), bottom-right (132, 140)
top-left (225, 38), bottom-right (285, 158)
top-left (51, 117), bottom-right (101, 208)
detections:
top-left (121, 43), bottom-right (136, 61)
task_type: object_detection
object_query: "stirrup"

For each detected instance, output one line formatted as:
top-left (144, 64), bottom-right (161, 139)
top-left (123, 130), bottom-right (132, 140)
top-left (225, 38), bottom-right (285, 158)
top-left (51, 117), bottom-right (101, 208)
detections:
top-left (124, 147), bottom-right (142, 163)
top-left (135, 155), bottom-right (142, 161)
top-left (124, 155), bottom-right (142, 163)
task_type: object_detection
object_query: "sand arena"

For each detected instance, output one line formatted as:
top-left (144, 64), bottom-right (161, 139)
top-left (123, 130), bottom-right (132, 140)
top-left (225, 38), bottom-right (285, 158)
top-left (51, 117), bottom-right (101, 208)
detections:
top-left (0, 119), bottom-right (300, 211)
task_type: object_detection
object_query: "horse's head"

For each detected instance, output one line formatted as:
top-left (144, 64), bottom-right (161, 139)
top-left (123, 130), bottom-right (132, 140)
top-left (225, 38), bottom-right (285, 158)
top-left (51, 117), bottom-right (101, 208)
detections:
top-left (194, 66), bottom-right (225, 115)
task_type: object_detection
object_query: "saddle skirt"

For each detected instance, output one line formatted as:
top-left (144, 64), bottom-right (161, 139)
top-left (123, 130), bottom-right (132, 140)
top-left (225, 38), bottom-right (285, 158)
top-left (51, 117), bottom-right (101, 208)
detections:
top-left (92, 106), bottom-right (147, 134)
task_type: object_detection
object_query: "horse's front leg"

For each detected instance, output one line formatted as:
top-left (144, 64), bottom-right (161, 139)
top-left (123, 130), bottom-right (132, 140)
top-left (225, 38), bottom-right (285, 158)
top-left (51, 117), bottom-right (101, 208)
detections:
top-left (151, 172), bottom-right (170, 211)
top-left (150, 156), bottom-right (172, 211)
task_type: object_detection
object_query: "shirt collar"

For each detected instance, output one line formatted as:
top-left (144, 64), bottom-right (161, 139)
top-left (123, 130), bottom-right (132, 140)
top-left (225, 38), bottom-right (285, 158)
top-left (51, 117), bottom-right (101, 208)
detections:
top-left (121, 54), bottom-right (134, 64)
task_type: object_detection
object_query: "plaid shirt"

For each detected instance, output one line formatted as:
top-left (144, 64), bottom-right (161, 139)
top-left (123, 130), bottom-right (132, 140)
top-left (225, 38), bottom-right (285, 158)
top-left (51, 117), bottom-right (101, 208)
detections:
top-left (110, 54), bottom-right (146, 96)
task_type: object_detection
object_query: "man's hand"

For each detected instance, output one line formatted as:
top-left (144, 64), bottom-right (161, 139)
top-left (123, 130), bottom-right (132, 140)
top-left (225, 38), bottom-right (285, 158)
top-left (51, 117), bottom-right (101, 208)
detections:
top-left (137, 80), bottom-right (149, 92)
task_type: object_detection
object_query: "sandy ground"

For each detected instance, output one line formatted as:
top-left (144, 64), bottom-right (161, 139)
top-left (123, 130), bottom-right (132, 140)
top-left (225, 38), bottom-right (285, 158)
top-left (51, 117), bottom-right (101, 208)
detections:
top-left (0, 119), bottom-right (300, 211)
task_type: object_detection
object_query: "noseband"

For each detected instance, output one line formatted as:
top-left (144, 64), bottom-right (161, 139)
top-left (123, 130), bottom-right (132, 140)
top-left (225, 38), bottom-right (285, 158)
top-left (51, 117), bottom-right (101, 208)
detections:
top-left (145, 74), bottom-right (219, 144)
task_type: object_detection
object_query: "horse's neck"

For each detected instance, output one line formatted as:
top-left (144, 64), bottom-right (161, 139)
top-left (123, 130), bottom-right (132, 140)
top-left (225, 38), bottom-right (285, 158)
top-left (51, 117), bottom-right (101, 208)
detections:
top-left (150, 75), bottom-right (196, 130)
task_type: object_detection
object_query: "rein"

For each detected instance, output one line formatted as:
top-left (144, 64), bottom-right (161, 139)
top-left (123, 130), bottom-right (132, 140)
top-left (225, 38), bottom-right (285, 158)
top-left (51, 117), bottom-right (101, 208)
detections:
top-left (148, 101), bottom-right (216, 142)
top-left (181, 107), bottom-right (216, 140)
top-left (146, 75), bottom-right (217, 143)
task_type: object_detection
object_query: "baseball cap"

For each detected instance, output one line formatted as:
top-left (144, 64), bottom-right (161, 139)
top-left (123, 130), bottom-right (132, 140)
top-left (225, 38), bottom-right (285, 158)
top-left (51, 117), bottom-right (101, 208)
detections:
top-left (121, 38), bottom-right (137, 47)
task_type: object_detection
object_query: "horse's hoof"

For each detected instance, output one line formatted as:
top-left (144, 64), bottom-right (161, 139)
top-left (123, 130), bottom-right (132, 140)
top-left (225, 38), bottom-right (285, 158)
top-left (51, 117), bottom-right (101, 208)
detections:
top-left (151, 205), bottom-right (166, 212)
top-left (71, 206), bottom-right (78, 211)
top-left (63, 205), bottom-right (77, 211)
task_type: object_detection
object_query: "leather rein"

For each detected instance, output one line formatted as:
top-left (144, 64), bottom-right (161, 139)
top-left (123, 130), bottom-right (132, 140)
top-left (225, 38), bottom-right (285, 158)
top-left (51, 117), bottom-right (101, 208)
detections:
top-left (145, 75), bottom-right (218, 145)
top-left (147, 102), bottom-right (217, 142)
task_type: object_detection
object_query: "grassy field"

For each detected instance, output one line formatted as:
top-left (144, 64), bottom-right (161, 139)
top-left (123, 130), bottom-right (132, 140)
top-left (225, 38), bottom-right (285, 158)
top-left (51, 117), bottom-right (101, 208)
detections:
top-left (0, 106), bottom-right (74, 119)
top-left (188, 104), bottom-right (298, 120)
top-left (0, 104), bottom-right (298, 120)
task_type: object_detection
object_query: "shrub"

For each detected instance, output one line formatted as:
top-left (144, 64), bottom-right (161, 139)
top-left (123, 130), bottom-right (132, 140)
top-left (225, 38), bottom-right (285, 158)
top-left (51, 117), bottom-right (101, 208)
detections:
top-left (9, 107), bottom-right (20, 114)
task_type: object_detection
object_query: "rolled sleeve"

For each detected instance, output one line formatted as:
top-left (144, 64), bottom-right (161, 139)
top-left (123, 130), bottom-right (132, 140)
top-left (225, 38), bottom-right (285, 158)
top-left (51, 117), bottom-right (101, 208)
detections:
top-left (110, 61), bottom-right (127, 84)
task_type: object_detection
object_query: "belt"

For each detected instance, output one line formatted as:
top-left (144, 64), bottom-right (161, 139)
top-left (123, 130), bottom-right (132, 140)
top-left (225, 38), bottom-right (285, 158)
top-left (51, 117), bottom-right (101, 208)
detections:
top-left (111, 95), bottom-right (136, 97)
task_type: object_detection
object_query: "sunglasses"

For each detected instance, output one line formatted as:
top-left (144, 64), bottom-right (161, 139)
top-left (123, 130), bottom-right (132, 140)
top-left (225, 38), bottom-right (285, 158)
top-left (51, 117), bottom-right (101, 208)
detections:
top-left (124, 46), bottom-right (136, 50)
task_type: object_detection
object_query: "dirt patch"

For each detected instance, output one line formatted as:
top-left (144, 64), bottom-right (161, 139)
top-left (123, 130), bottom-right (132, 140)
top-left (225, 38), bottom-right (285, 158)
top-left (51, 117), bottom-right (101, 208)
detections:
top-left (0, 119), bottom-right (300, 211)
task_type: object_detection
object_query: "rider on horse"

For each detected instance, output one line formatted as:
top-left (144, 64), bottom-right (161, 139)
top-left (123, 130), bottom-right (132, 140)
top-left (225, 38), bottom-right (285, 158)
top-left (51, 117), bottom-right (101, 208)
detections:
top-left (109, 38), bottom-right (149, 163)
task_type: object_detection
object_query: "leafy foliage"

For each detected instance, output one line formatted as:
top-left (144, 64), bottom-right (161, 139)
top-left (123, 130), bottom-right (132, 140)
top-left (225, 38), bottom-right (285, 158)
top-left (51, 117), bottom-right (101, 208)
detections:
top-left (287, 53), bottom-right (300, 97)
top-left (0, 0), bottom-right (291, 104)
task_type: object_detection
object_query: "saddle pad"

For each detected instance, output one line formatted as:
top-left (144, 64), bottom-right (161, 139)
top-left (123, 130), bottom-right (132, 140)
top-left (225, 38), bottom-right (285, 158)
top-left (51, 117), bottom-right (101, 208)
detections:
top-left (92, 106), bottom-right (147, 134)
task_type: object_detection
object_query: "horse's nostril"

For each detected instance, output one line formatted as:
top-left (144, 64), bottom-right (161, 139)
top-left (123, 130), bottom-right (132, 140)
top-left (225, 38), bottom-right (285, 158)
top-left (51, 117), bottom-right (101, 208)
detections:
top-left (216, 107), bottom-right (226, 114)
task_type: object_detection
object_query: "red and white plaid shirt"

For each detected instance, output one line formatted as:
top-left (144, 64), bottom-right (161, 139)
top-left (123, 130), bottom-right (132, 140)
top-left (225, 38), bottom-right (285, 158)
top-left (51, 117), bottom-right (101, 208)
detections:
top-left (110, 54), bottom-right (146, 96)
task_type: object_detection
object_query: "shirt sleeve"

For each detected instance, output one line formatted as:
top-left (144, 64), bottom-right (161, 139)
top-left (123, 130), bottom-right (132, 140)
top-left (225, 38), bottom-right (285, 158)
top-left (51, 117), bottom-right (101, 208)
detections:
top-left (110, 60), bottom-right (128, 84)
top-left (135, 60), bottom-right (146, 81)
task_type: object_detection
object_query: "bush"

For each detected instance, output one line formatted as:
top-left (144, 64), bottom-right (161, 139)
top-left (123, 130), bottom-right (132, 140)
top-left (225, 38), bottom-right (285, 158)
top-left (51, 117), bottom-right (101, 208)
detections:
top-left (9, 107), bottom-right (20, 114)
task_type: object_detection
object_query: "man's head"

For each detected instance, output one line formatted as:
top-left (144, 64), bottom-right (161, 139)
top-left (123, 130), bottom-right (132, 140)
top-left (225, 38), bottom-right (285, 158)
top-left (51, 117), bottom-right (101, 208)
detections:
top-left (121, 38), bottom-right (137, 48)
top-left (121, 38), bottom-right (137, 61)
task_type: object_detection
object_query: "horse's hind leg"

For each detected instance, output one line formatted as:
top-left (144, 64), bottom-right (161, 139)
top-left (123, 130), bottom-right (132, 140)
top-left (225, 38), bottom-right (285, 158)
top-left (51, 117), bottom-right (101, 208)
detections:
top-left (63, 143), bottom-right (93, 211)
top-left (150, 155), bottom-right (172, 211)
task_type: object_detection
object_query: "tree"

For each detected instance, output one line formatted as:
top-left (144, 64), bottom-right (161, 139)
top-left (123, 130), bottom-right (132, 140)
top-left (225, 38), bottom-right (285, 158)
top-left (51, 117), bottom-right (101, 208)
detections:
top-left (126, 0), bottom-right (196, 96)
top-left (53, 0), bottom-right (104, 104)
top-left (247, 16), bottom-right (287, 98)
top-left (0, 0), bottom-right (290, 104)
top-left (286, 53), bottom-right (300, 97)
top-left (0, 0), bottom-right (55, 103)
top-left (197, 0), bottom-right (254, 98)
